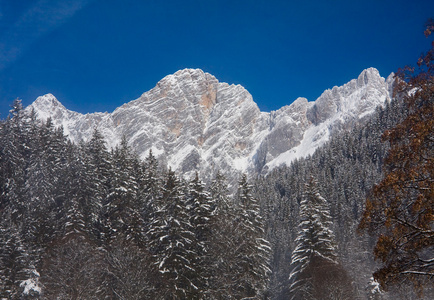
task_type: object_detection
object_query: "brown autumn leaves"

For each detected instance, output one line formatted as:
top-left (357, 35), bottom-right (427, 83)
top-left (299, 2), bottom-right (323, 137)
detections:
top-left (359, 19), bottom-right (434, 295)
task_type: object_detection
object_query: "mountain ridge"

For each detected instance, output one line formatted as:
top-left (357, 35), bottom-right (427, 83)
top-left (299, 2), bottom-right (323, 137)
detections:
top-left (28, 67), bottom-right (394, 184)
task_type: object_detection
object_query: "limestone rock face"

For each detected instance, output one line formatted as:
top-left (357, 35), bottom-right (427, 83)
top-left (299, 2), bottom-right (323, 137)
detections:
top-left (28, 68), bottom-right (392, 184)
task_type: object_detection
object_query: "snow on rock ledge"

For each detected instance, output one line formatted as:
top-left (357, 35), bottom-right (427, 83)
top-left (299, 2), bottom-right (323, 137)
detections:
top-left (27, 68), bottom-right (393, 184)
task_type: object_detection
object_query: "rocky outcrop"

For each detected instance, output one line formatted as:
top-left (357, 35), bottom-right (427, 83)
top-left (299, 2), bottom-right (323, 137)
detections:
top-left (28, 68), bottom-right (393, 184)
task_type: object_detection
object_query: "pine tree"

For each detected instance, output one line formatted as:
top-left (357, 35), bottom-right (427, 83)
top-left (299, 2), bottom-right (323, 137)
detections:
top-left (230, 174), bottom-right (271, 298)
top-left (289, 178), bottom-right (353, 299)
top-left (106, 136), bottom-right (141, 243)
top-left (289, 178), bottom-right (336, 297)
top-left (140, 149), bottom-right (162, 226)
top-left (206, 171), bottom-right (238, 298)
top-left (209, 170), bottom-right (230, 212)
top-left (83, 128), bottom-right (111, 241)
top-left (63, 192), bottom-right (87, 239)
top-left (186, 172), bottom-right (216, 295)
top-left (26, 118), bottom-right (66, 248)
top-left (187, 172), bottom-right (214, 245)
top-left (56, 142), bottom-right (102, 245)
top-left (147, 169), bottom-right (200, 299)
top-left (0, 221), bottom-right (34, 299)
top-left (0, 100), bottom-right (29, 224)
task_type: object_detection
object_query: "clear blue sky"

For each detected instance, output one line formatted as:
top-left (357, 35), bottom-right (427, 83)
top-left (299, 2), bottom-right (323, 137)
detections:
top-left (0, 0), bottom-right (433, 119)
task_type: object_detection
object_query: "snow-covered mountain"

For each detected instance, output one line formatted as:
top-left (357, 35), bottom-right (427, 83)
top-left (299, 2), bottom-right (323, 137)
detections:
top-left (27, 68), bottom-right (394, 183)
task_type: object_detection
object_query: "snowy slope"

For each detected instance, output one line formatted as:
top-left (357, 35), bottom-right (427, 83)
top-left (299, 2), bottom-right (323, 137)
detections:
top-left (27, 68), bottom-right (393, 183)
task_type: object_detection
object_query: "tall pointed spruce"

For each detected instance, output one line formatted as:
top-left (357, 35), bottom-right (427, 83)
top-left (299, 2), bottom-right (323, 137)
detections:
top-left (289, 178), bottom-right (353, 299)
top-left (231, 174), bottom-right (271, 299)
top-left (84, 128), bottom-right (111, 241)
top-left (147, 168), bottom-right (201, 299)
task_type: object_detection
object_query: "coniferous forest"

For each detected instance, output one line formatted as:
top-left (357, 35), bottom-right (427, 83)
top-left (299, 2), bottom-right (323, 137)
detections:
top-left (0, 103), bottom-right (271, 299)
top-left (1, 20), bottom-right (433, 300)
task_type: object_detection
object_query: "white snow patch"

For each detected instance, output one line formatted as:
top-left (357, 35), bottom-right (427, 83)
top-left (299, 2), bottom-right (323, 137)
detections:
top-left (150, 146), bottom-right (165, 157)
top-left (20, 270), bottom-right (41, 295)
top-left (168, 144), bottom-right (197, 170)
top-left (266, 122), bottom-right (330, 169)
top-left (233, 156), bottom-right (249, 172)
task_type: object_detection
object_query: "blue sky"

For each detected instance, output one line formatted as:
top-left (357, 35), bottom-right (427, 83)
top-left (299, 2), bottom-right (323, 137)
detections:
top-left (0, 0), bottom-right (433, 119)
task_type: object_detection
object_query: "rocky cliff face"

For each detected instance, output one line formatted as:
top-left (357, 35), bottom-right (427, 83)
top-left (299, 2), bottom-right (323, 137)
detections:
top-left (28, 68), bottom-right (393, 184)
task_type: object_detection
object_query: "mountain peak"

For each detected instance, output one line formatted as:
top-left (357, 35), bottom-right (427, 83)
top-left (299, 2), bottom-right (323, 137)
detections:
top-left (173, 68), bottom-right (206, 76)
top-left (31, 94), bottom-right (68, 118)
top-left (357, 67), bottom-right (381, 86)
top-left (34, 93), bottom-right (63, 108)
top-left (26, 68), bottom-right (393, 184)
top-left (160, 68), bottom-right (217, 86)
top-left (134, 68), bottom-right (237, 114)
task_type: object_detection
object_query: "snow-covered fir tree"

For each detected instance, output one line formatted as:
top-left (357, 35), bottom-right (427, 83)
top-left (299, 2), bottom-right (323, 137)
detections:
top-left (206, 171), bottom-right (238, 298)
top-left (84, 128), bottom-right (111, 226)
top-left (187, 172), bottom-right (220, 297)
top-left (230, 174), bottom-right (271, 298)
top-left (209, 170), bottom-right (231, 212)
top-left (187, 172), bottom-right (215, 245)
top-left (0, 222), bottom-right (34, 299)
top-left (289, 177), bottom-right (353, 299)
top-left (105, 136), bottom-right (141, 243)
top-left (0, 99), bottom-right (29, 224)
top-left (139, 149), bottom-right (162, 241)
top-left (147, 169), bottom-right (202, 299)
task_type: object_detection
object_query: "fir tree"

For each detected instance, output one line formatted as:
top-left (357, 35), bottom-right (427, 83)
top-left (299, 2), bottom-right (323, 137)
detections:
top-left (147, 169), bottom-right (201, 299)
top-left (26, 118), bottom-right (65, 248)
top-left (289, 178), bottom-right (353, 299)
top-left (106, 136), bottom-right (141, 243)
top-left (140, 149), bottom-right (162, 222)
top-left (186, 172), bottom-right (216, 295)
top-left (209, 170), bottom-right (230, 212)
top-left (206, 171), bottom-right (239, 298)
top-left (187, 172), bottom-right (214, 246)
top-left (0, 100), bottom-right (29, 224)
top-left (0, 222), bottom-right (34, 299)
top-left (83, 128), bottom-right (111, 241)
top-left (230, 174), bottom-right (271, 298)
